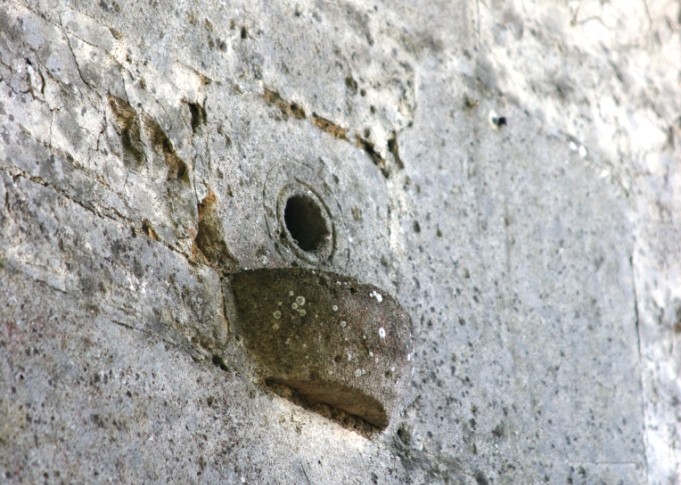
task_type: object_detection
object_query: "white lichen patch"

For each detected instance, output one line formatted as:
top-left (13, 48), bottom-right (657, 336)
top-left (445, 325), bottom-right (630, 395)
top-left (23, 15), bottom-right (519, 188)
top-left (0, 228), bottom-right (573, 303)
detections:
top-left (340, 320), bottom-right (347, 328)
top-left (291, 302), bottom-right (298, 310)
top-left (296, 295), bottom-right (306, 306)
top-left (378, 327), bottom-right (386, 339)
top-left (298, 309), bottom-right (306, 316)
top-left (273, 310), bottom-right (282, 319)
top-left (332, 304), bottom-right (338, 312)
top-left (272, 323), bottom-right (280, 330)
top-left (369, 290), bottom-right (383, 303)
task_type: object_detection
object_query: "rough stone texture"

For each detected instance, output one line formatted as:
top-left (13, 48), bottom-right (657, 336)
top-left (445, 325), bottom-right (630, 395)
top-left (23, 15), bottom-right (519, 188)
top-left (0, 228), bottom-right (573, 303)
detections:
top-left (0, 0), bottom-right (679, 484)
top-left (229, 268), bottom-right (413, 430)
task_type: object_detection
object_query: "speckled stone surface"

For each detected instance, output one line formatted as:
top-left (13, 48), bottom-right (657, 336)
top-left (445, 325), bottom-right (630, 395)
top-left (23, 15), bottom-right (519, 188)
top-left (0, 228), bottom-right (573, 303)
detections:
top-left (0, 0), bottom-right (679, 483)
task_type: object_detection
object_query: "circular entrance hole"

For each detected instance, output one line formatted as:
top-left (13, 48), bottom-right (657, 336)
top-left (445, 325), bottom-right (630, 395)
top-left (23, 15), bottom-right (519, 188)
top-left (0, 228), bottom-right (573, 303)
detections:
top-left (283, 194), bottom-right (330, 253)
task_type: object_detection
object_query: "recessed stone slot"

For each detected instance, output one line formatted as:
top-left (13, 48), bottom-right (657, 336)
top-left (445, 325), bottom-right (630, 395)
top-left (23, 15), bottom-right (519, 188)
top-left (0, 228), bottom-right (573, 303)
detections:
top-left (284, 194), bottom-right (330, 253)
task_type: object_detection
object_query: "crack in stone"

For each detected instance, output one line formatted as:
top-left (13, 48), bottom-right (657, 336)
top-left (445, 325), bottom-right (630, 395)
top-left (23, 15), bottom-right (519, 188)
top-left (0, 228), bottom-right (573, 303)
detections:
top-left (59, 13), bottom-right (93, 91)
top-left (261, 85), bottom-right (408, 179)
top-left (630, 254), bottom-right (642, 361)
top-left (0, 163), bottom-right (195, 268)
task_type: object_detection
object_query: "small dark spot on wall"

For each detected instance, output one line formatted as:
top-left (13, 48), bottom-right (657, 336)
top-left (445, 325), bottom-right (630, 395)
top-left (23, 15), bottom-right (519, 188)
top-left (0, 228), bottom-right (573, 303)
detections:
top-left (215, 38), bottom-right (227, 51)
top-left (132, 259), bottom-right (144, 278)
top-left (474, 471), bottom-right (489, 485)
top-left (141, 219), bottom-right (158, 240)
top-left (344, 75), bottom-right (358, 94)
top-left (263, 87), bottom-right (306, 121)
top-left (463, 95), bottom-right (478, 110)
top-left (144, 115), bottom-right (190, 183)
top-left (240, 26), bottom-right (248, 39)
top-left (186, 100), bottom-right (207, 133)
top-left (396, 423), bottom-right (411, 447)
top-left (387, 132), bottom-right (404, 170)
top-left (491, 115), bottom-right (507, 127)
top-left (211, 354), bottom-right (229, 372)
top-left (110, 27), bottom-right (123, 40)
top-left (99, 0), bottom-right (121, 13)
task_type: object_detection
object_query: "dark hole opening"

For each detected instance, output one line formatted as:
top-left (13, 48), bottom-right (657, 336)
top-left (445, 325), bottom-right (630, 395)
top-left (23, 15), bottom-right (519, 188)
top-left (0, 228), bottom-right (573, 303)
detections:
top-left (211, 355), bottom-right (229, 372)
top-left (284, 194), bottom-right (329, 253)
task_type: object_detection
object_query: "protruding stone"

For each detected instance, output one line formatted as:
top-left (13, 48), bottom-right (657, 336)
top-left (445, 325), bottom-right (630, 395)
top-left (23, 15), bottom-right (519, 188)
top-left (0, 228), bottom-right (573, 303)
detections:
top-left (228, 268), bottom-right (412, 430)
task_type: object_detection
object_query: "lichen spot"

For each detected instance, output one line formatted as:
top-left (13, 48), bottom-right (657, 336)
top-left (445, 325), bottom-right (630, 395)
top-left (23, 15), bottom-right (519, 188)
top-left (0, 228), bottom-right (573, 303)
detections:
top-left (378, 327), bottom-right (386, 339)
top-left (332, 304), bottom-right (338, 312)
top-left (273, 310), bottom-right (282, 319)
top-left (369, 290), bottom-right (383, 303)
top-left (340, 320), bottom-right (347, 328)
top-left (296, 295), bottom-right (306, 306)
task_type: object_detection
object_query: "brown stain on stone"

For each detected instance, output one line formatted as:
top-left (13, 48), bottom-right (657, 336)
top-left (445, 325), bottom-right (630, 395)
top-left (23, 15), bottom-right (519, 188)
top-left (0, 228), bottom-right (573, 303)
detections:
top-left (142, 115), bottom-right (190, 184)
top-left (108, 95), bottom-right (145, 168)
top-left (195, 190), bottom-right (237, 272)
top-left (263, 87), bottom-right (306, 120)
top-left (311, 113), bottom-right (348, 140)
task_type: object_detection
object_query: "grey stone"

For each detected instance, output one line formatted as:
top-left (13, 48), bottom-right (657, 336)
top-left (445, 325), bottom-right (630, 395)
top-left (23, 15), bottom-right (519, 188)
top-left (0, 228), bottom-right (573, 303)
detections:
top-left (0, 0), bottom-right (679, 483)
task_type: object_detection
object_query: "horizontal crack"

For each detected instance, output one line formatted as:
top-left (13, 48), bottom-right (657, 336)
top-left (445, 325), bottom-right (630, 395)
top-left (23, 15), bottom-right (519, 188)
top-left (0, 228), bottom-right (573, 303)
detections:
top-left (0, 163), bottom-right (195, 266)
top-left (261, 85), bottom-right (405, 179)
top-left (311, 113), bottom-right (348, 140)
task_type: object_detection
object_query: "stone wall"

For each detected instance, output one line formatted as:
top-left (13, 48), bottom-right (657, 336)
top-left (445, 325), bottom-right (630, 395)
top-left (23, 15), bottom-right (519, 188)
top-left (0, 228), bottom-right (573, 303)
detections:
top-left (1, 1), bottom-right (679, 483)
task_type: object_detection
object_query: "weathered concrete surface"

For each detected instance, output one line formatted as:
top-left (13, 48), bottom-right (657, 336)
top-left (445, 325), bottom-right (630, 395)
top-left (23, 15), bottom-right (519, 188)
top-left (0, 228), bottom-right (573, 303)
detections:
top-left (0, 0), bottom-right (679, 483)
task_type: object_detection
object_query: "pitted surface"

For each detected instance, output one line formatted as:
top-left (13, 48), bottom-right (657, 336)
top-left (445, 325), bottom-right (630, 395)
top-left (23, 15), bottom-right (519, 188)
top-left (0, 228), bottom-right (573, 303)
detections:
top-left (0, 0), bottom-right (678, 483)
